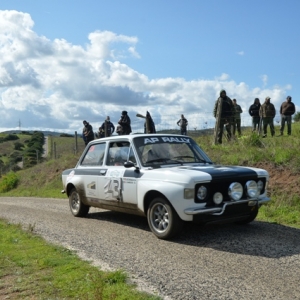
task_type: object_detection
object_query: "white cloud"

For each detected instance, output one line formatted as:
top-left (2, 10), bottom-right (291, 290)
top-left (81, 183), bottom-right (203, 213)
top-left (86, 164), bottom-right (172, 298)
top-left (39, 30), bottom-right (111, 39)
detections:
top-left (260, 74), bottom-right (268, 87)
top-left (0, 10), bottom-right (291, 133)
top-left (237, 51), bottom-right (244, 56)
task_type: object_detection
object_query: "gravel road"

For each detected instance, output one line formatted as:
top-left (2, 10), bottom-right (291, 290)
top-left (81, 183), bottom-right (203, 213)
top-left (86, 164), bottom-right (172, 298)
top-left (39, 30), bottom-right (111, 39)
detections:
top-left (1, 197), bottom-right (300, 300)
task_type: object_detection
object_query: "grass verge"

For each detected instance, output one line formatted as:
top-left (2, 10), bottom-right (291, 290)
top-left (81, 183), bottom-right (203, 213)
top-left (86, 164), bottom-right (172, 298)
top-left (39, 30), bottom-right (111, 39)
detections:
top-left (0, 219), bottom-right (161, 300)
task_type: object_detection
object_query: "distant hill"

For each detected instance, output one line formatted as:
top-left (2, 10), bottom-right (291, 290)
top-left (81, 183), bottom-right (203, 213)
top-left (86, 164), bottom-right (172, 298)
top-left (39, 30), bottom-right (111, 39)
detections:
top-left (1, 130), bottom-right (76, 137)
top-left (1, 128), bottom-right (216, 137)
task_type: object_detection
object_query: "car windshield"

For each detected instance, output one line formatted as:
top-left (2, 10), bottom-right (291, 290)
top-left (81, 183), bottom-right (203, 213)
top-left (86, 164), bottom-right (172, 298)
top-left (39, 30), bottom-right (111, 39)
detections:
top-left (133, 136), bottom-right (213, 167)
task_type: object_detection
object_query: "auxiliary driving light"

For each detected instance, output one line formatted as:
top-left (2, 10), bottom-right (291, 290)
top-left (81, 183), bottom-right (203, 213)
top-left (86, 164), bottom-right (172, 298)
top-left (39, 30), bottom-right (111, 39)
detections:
top-left (228, 182), bottom-right (243, 201)
top-left (213, 192), bottom-right (223, 205)
top-left (257, 180), bottom-right (264, 193)
top-left (245, 180), bottom-right (258, 198)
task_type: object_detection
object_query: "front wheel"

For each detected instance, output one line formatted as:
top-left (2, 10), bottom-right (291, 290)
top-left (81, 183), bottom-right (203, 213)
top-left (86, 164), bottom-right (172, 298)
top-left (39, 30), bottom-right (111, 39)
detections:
top-left (147, 197), bottom-right (182, 239)
top-left (69, 188), bottom-right (90, 217)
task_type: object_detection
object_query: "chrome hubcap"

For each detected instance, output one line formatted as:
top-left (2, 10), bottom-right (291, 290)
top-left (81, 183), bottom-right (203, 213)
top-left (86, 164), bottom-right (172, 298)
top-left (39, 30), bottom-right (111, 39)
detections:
top-left (151, 203), bottom-right (169, 232)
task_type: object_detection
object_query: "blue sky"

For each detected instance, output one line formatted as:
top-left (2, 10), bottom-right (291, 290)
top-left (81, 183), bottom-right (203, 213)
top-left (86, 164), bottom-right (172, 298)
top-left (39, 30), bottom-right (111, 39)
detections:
top-left (0, 0), bottom-right (299, 133)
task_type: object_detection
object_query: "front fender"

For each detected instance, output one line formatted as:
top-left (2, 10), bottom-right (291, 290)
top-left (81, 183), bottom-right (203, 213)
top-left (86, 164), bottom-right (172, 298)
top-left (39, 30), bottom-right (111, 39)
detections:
top-left (137, 179), bottom-right (193, 221)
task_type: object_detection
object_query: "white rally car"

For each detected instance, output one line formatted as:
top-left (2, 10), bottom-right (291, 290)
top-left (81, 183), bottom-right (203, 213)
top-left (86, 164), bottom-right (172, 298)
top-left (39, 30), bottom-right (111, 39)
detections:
top-left (62, 134), bottom-right (270, 239)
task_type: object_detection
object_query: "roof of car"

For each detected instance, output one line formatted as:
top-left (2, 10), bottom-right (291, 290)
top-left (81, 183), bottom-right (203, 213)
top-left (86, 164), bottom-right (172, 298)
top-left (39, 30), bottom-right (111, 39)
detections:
top-left (90, 133), bottom-right (189, 143)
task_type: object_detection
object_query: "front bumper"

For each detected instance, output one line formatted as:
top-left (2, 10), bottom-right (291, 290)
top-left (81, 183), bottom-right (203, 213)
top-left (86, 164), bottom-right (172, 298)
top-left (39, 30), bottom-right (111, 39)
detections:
top-left (184, 197), bottom-right (270, 216)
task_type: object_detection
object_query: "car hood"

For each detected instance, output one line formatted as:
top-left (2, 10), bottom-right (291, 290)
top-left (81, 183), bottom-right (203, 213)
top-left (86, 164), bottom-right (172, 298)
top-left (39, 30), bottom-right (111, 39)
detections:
top-left (136, 164), bottom-right (268, 183)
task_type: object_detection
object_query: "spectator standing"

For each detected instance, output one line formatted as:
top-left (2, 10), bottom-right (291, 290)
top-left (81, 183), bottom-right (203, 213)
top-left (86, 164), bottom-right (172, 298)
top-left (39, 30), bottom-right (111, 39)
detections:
top-left (259, 97), bottom-right (276, 138)
top-left (232, 99), bottom-right (243, 136)
top-left (100, 116), bottom-right (115, 137)
top-left (213, 90), bottom-right (234, 144)
top-left (177, 114), bottom-right (188, 135)
top-left (95, 127), bottom-right (104, 139)
top-left (82, 120), bottom-right (94, 145)
top-left (279, 96), bottom-right (295, 136)
top-left (248, 98), bottom-right (261, 132)
top-left (144, 111), bottom-right (156, 133)
top-left (118, 111), bottom-right (132, 135)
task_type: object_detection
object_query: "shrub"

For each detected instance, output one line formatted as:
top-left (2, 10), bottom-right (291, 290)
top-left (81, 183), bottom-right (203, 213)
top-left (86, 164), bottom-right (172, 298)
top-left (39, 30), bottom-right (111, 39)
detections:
top-left (0, 171), bottom-right (19, 192)
top-left (14, 141), bottom-right (24, 150)
top-left (4, 134), bottom-right (19, 141)
top-left (294, 112), bottom-right (300, 122)
top-left (238, 133), bottom-right (265, 148)
top-left (60, 133), bottom-right (74, 137)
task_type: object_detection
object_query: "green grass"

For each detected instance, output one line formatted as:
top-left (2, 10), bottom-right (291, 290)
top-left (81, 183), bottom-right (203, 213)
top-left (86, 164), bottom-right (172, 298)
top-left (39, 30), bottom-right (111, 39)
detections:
top-left (0, 220), bottom-right (160, 299)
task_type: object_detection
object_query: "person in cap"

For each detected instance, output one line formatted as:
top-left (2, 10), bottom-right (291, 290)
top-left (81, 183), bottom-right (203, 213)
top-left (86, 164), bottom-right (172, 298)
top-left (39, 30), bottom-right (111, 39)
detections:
top-left (213, 89), bottom-right (234, 144)
top-left (259, 97), bottom-right (276, 138)
top-left (118, 111), bottom-right (132, 135)
top-left (82, 120), bottom-right (95, 145)
top-left (248, 98), bottom-right (261, 132)
top-left (100, 116), bottom-right (115, 137)
top-left (232, 99), bottom-right (243, 136)
top-left (279, 96), bottom-right (295, 136)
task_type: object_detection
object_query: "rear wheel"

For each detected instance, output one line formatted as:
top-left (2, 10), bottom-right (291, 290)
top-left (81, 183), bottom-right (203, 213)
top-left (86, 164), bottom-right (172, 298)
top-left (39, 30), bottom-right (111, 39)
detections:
top-left (147, 197), bottom-right (182, 239)
top-left (69, 188), bottom-right (90, 217)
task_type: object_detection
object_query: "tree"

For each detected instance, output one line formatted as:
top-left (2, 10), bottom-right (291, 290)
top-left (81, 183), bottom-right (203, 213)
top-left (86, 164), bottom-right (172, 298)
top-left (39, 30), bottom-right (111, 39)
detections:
top-left (294, 112), bottom-right (300, 122)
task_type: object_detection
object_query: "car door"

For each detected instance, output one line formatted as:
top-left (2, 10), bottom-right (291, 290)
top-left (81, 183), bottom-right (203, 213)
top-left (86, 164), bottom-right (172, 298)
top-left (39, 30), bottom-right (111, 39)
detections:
top-left (98, 141), bottom-right (138, 204)
top-left (79, 142), bottom-right (106, 201)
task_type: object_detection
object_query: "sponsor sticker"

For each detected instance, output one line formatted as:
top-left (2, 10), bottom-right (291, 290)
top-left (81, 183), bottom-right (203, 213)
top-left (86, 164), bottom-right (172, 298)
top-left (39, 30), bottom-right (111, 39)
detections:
top-left (144, 137), bottom-right (190, 144)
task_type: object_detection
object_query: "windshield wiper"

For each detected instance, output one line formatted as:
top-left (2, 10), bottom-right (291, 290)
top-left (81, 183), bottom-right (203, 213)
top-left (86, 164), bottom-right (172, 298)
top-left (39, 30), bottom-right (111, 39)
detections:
top-left (173, 155), bottom-right (194, 160)
top-left (173, 155), bottom-right (210, 164)
top-left (146, 158), bottom-right (183, 165)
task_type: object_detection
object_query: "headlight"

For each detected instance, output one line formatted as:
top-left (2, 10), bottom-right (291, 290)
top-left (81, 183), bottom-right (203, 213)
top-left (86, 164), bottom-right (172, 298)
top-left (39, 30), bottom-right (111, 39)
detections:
top-left (257, 180), bottom-right (264, 193)
top-left (245, 180), bottom-right (258, 198)
top-left (213, 192), bottom-right (223, 204)
top-left (228, 182), bottom-right (243, 201)
top-left (197, 186), bottom-right (207, 200)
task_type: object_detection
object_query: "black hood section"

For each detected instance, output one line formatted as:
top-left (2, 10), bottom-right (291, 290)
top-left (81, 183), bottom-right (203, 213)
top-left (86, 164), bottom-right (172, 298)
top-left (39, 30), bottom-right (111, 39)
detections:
top-left (184, 165), bottom-right (258, 181)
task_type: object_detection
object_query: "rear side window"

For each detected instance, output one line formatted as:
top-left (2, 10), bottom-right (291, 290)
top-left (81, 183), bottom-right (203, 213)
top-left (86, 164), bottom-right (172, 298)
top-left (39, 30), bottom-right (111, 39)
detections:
top-left (81, 143), bottom-right (106, 166)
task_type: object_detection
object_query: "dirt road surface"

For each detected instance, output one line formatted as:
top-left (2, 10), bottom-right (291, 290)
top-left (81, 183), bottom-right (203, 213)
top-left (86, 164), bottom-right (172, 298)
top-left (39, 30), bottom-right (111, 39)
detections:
top-left (0, 197), bottom-right (299, 300)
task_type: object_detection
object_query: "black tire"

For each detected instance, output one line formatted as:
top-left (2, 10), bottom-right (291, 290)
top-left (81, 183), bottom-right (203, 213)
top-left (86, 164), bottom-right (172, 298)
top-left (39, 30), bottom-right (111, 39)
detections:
top-left (147, 197), bottom-right (183, 239)
top-left (69, 188), bottom-right (90, 217)
top-left (235, 206), bottom-right (259, 225)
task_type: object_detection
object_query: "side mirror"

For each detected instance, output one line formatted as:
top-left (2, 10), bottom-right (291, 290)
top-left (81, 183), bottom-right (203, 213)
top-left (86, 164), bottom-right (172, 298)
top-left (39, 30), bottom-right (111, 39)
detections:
top-left (124, 161), bottom-right (140, 172)
top-left (124, 161), bottom-right (134, 168)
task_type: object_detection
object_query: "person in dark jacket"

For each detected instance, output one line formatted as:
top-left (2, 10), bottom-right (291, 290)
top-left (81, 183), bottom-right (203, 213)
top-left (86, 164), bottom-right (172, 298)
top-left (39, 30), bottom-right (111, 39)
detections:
top-left (279, 96), bottom-right (295, 136)
top-left (213, 90), bottom-right (234, 144)
top-left (144, 111), bottom-right (156, 133)
top-left (259, 97), bottom-right (276, 138)
top-left (82, 120), bottom-right (94, 145)
top-left (248, 98), bottom-right (261, 132)
top-left (118, 111), bottom-right (132, 135)
top-left (100, 116), bottom-right (115, 137)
